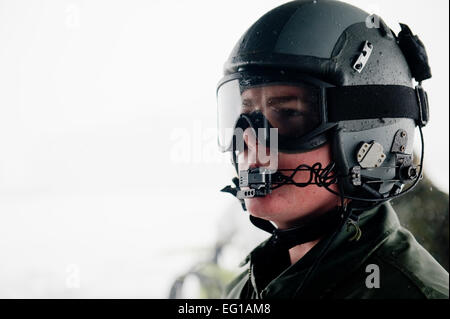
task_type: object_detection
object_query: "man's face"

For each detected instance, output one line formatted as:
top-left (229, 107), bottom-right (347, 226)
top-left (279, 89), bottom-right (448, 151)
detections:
top-left (240, 84), bottom-right (321, 138)
top-left (237, 85), bottom-right (340, 229)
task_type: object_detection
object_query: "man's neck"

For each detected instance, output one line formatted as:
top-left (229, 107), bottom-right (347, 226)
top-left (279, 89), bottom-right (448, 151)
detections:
top-left (288, 238), bottom-right (321, 265)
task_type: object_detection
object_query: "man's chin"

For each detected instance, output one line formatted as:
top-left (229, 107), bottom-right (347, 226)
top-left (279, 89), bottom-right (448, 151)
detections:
top-left (245, 195), bottom-right (281, 219)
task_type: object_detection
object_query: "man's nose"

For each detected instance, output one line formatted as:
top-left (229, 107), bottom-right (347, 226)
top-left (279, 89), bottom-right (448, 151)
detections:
top-left (243, 127), bottom-right (258, 151)
top-left (243, 127), bottom-right (269, 167)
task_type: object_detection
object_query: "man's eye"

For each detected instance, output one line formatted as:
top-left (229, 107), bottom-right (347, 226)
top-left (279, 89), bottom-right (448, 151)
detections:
top-left (271, 107), bottom-right (305, 117)
top-left (283, 109), bottom-right (304, 116)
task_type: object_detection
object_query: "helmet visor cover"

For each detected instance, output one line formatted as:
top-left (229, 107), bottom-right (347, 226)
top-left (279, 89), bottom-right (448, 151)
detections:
top-left (217, 75), bottom-right (323, 153)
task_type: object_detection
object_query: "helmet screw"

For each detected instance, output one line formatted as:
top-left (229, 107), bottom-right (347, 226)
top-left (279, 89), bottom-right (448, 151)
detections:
top-left (355, 63), bottom-right (363, 70)
top-left (401, 131), bottom-right (407, 138)
top-left (400, 146), bottom-right (406, 152)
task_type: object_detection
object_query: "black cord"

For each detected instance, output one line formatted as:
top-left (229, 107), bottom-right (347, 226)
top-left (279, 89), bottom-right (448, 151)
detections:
top-left (271, 162), bottom-right (338, 190)
top-left (293, 183), bottom-right (352, 298)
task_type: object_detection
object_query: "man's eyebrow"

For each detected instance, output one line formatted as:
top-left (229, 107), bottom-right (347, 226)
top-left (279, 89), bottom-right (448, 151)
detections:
top-left (241, 95), bottom-right (300, 106)
top-left (267, 96), bottom-right (299, 104)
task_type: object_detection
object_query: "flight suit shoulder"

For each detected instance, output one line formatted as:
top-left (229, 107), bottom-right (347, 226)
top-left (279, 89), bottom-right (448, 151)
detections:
top-left (374, 225), bottom-right (449, 299)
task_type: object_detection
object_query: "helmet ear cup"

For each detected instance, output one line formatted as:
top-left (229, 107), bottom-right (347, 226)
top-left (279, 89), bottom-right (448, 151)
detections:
top-left (331, 119), bottom-right (416, 201)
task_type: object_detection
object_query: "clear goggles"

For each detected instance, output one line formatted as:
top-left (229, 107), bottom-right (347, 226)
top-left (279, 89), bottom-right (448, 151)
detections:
top-left (217, 72), bottom-right (336, 153)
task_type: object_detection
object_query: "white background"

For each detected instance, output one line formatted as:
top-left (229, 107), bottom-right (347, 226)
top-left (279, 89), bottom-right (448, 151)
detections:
top-left (0, 0), bottom-right (448, 298)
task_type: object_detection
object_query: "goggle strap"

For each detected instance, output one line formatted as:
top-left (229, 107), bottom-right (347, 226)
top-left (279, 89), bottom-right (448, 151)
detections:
top-left (327, 85), bottom-right (428, 127)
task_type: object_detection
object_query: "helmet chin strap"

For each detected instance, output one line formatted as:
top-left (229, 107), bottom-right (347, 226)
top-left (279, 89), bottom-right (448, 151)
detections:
top-left (249, 207), bottom-right (346, 250)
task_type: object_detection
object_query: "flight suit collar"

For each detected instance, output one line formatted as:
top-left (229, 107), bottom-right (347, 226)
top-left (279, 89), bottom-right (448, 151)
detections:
top-left (240, 202), bottom-right (401, 298)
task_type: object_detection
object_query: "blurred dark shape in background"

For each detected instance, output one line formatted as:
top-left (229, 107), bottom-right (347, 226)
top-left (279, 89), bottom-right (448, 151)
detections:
top-left (392, 175), bottom-right (449, 271)
top-left (169, 174), bottom-right (449, 298)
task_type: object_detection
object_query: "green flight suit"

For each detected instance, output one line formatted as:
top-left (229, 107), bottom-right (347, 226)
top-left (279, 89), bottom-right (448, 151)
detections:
top-left (224, 202), bottom-right (449, 299)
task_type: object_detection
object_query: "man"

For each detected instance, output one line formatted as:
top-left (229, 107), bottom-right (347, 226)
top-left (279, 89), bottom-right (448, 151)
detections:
top-left (217, 0), bottom-right (449, 299)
